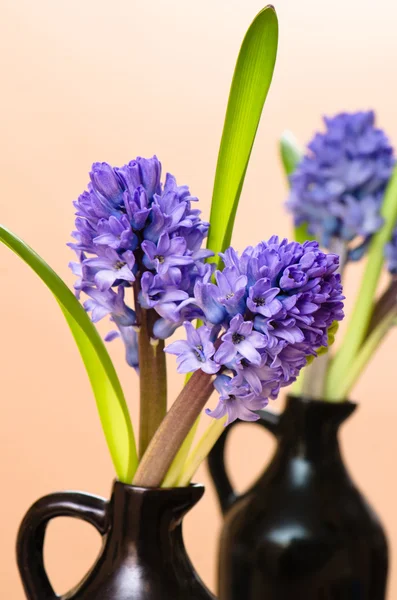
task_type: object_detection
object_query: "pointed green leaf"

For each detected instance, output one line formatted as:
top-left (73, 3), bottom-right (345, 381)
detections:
top-left (280, 130), bottom-right (302, 176)
top-left (325, 164), bottom-right (397, 400)
top-left (0, 225), bottom-right (137, 482)
top-left (207, 5), bottom-right (278, 263)
top-left (177, 7), bottom-right (279, 475)
top-left (279, 130), bottom-right (315, 244)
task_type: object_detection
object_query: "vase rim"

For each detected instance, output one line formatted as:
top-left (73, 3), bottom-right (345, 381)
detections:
top-left (287, 393), bottom-right (357, 407)
top-left (111, 481), bottom-right (205, 499)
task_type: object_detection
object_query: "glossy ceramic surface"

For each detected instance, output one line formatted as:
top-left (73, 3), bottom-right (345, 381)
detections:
top-left (17, 481), bottom-right (214, 600)
top-left (208, 395), bottom-right (388, 599)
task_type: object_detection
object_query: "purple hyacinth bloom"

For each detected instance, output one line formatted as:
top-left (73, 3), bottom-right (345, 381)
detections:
top-left (139, 270), bottom-right (198, 331)
top-left (193, 280), bottom-right (226, 325)
top-left (287, 111), bottom-right (395, 259)
top-left (152, 301), bottom-right (204, 340)
top-left (164, 236), bottom-right (345, 424)
top-left (141, 232), bottom-right (193, 274)
top-left (139, 271), bottom-right (189, 309)
top-left (165, 322), bottom-right (220, 374)
top-left (83, 287), bottom-right (136, 326)
top-left (213, 267), bottom-right (248, 315)
top-left (206, 374), bottom-right (269, 425)
top-left (272, 344), bottom-right (309, 382)
top-left (247, 279), bottom-right (282, 317)
top-left (70, 155), bottom-right (212, 363)
top-left (68, 252), bottom-right (86, 298)
top-left (84, 249), bottom-right (136, 291)
top-left (93, 215), bottom-right (136, 251)
top-left (254, 315), bottom-right (305, 346)
top-left (215, 314), bottom-right (267, 366)
top-left (162, 172), bottom-right (198, 205)
top-left (143, 203), bottom-right (170, 243)
top-left (90, 162), bottom-right (124, 206)
top-left (116, 156), bottom-right (161, 200)
top-left (123, 187), bottom-right (151, 231)
top-left (105, 324), bottom-right (139, 370)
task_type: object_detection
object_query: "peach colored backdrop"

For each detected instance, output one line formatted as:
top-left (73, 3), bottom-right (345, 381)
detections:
top-left (1, 0), bottom-right (396, 597)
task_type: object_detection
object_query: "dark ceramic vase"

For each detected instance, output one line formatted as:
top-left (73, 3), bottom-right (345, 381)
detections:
top-left (17, 481), bottom-right (215, 600)
top-left (208, 395), bottom-right (388, 600)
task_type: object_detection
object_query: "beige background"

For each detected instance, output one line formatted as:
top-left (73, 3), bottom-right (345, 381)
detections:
top-left (1, 0), bottom-right (396, 596)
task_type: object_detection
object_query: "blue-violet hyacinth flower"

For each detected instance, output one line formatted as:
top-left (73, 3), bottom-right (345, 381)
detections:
top-left (214, 314), bottom-right (267, 366)
top-left (166, 237), bottom-right (345, 424)
top-left (69, 156), bottom-right (212, 371)
top-left (205, 374), bottom-right (271, 425)
top-left (165, 322), bottom-right (220, 374)
top-left (287, 111), bottom-right (395, 259)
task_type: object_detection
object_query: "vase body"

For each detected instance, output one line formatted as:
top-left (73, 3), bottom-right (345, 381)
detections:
top-left (17, 481), bottom-right (214, 600)
top-left (208, 395), bottom-right (388, 600)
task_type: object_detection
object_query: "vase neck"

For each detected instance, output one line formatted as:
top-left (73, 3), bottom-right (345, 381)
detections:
top-left (277, 395), bottom-right (356, 464)
top-left (105, 483), bottom-right (203, 558)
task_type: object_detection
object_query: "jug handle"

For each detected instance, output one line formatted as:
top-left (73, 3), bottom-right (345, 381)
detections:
top-left (207, 409), bottom-right (280, 514)
top-left (16, 490), bottom-right (108, 600)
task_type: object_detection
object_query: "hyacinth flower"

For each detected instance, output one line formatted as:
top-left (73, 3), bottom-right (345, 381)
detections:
top-left (132, 237), bottom-right (344, 487)
top-left (280, 110), bottom-right (397, 403)
top-left (69, 156), bottom-right (214, 456)
top-left (286, 111), bottom-right (395, 262)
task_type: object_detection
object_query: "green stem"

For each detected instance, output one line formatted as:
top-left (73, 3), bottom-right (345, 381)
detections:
top-left (161, 416), bottom-right (201, 487)
top-left (137, 308), bottom-right (167, 458)
top-left (177, 417), bottom-right (227, 486)
top-left (133, 369), bottom-right (214, 488)
top-left (301, 352), bottom-right (331, 400)
top-left (367, 277), bottom-right (397, 336)
top-left (325, 167), bottom-right (397, 400)
top-left (330, 310), bottom-right (396, 400)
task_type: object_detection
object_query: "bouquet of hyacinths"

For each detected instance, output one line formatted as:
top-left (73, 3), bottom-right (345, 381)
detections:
top-left (281, 110), bottom-right (397, 401)
top-left (0, 6), bottom-right (345, 488)
top-left (70, 160), bottom-right (344, 488)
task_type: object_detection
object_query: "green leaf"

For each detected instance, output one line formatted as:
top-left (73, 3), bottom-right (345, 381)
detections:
top-left (331, 310), bottom-right (395, 401)
top-left (173, 7), bottom-right (278, 481)
top-left (0, 225), bottom-right (137, 482)
top-left (325, 164), bottom-right (397, 400)
top-left (279, 130), bottom-right (315, 244)
top-left (207, 5), bottom-right (279, 264)
top-left (280, 130), bottom-right (302, 176)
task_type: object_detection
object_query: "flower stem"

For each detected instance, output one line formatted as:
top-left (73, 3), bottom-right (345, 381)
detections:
top-left (161, 415), bottom-right (201, 487)
top-left (330, 309), bottom-right (396, 400)
top-left (177, 416), bottom-right (227, 486)
top-left (137, 308), bottom-right (167, 458)
top-left (325, 167), bottom-right (397, 400)
top-left (133, 369), bottom-right (215, 488)
top-left (301, 352), bottom-right (331, 399)
top-left (367, 277), bottom-right (397, 336)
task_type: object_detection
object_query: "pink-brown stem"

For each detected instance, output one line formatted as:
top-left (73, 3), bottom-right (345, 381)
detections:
top-left (133, 369), bottom-right (214, 487)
